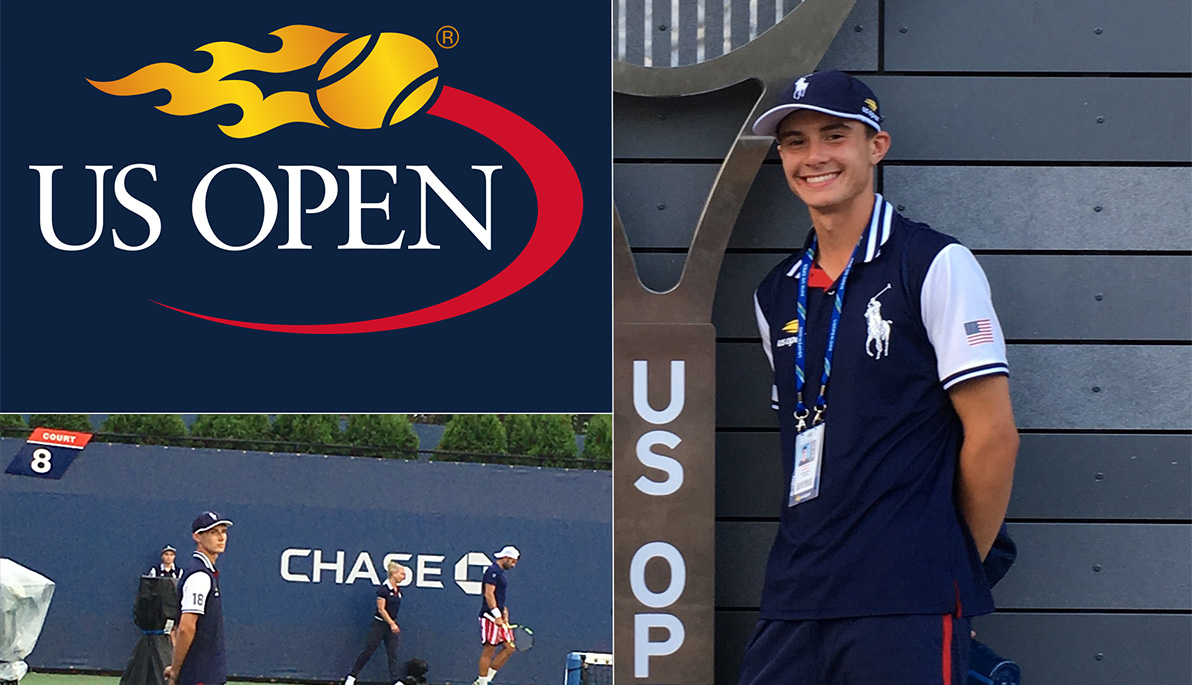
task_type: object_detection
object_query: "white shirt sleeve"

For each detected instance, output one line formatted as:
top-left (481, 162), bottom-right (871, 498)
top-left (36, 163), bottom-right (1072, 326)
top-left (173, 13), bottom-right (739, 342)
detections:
top-left (920, 244), bottom-right (1010, 390)
top-left (179, 572), bottom-right (212, 615)
top-left (754, 290), bottom-right (779, 410)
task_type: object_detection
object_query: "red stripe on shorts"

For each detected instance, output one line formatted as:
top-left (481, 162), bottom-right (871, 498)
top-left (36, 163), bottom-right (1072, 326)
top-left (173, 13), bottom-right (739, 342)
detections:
top-left (941, 614), bottom-right (953, 685)
top-left (480, 616), bottom-right (513, 645)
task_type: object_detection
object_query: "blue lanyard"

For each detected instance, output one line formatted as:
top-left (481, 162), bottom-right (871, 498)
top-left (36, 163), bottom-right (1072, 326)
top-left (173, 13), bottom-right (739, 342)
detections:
top-left (793, 235), bottom-right (862, 432)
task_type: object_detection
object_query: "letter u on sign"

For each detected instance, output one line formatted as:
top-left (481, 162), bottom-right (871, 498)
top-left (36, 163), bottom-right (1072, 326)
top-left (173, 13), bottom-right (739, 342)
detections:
top-left (633, 360), bottom-right (685, 424)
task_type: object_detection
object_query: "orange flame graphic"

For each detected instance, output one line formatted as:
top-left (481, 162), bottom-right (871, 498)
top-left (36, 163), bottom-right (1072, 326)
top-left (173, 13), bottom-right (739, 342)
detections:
top-left (89, 25), bottom-right (352, 138)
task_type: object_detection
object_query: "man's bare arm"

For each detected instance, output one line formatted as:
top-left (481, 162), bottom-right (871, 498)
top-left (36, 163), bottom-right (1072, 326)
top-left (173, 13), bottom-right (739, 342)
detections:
top-left (164, 612), bottom-right (198, 684)
top-left (949, 374), bottom-right (1018, 559)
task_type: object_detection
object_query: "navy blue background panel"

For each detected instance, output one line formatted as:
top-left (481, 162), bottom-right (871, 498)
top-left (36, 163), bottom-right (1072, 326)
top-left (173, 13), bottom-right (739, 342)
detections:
top-left (0, 0), bottom-right (610, 411)
top-left (0, 439), bottom-right (611, 684)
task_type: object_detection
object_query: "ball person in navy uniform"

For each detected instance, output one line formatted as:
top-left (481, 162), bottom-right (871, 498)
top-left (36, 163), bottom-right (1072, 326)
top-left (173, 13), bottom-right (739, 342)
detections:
top-left (343, 561), bottom-right (407, 685)
top-left (740, 70), bottom-right (1019, 683)
top-left (473, 546), bottom-right (520, 685)
top-left (147, 544), bottom-right (180, 579)
top-left (165, 512), bottom-right (233, 685)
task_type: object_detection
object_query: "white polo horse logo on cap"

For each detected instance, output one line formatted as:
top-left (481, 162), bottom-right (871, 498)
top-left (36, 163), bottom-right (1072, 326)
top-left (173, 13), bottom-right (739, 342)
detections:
top-left (865, 284), bottom-right (893, 359)
top-left (793, 77), bottom-right (809, 100)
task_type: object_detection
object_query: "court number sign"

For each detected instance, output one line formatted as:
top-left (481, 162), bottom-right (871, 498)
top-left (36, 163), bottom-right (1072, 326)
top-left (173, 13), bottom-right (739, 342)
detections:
top-left (5, 427), bottom-right (92, 479)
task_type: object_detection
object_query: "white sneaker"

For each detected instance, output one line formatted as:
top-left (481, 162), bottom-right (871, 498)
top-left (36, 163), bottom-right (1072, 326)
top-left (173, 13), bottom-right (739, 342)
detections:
top-left (344, 676), bottom-right (356, 685)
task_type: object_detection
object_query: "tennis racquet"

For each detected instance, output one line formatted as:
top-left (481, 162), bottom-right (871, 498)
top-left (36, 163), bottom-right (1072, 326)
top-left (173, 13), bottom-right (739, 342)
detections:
top-left (505, 623), bottom-right (534, 652)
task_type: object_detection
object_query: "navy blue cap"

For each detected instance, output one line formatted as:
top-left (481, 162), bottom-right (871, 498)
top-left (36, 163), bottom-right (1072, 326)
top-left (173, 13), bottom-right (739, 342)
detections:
top-left (162, 544), bottom-right (177, 553)
top-left (192, 511), bottom-right (233, 534)
top-left (752, 70), bottom-right (882, 136)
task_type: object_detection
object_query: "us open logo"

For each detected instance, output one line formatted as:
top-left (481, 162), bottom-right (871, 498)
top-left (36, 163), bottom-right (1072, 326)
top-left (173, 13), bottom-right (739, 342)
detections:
top-left (34, 26), bottom-right (582, 334)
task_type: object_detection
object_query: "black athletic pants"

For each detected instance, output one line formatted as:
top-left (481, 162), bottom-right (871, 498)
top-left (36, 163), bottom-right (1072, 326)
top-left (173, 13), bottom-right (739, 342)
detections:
top-left (349, 620), bottom-right (401, 682)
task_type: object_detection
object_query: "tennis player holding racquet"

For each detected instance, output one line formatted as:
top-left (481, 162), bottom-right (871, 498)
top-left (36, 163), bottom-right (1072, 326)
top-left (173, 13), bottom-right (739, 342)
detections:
top-left (473, 546), bottom-right (520, 685)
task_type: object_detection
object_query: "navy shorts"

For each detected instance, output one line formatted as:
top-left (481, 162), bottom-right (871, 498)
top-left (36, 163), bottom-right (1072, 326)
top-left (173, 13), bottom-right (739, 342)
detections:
top-left (738, 614), bottom-right (971, 685)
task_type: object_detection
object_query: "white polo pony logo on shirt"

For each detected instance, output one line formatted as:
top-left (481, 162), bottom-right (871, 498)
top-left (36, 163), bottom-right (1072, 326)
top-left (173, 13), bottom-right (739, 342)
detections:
top-left (865, 284), bottom-right (893, 359)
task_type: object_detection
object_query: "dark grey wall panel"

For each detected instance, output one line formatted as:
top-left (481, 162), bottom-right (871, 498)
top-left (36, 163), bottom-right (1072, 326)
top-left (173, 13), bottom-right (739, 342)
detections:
top-left (885, 166), bottom-right (1192, 251)
top-left (719, 611), bottom-right (1192, 685)
top-left (867, 77), bottom-right (1192, 162)
top-left (706, 253), bottom-right (1192, 340)
top-left (625, 164), bottom-right (1192, 251)
top-left (885, 2), bottom-right (1192, 73)
top-left (615, 79), bottom-right (1192, 162)
top-left (718, 342), bottom-right (1192, 429)
top-left (614, 83), bottom-right (773, 160)
top-left (972, 613), bottom-right (1192, 685)
top-left (817, 0), bottom-right (878, 72)
top-left (716, 432), bottom-right (782, 518)
top-left (615, 164), bottom-right (720, 249)
top-left (982, 255), bottom-right (1192, 340)
top-left (715, 611), bottom-right (758, 685)
top-left (728, 164), bottom-right (811, 249)
top-left (1001, 434), bottom-right (1191, 520)
top-left (994, 523), bottom-right (1192, 610)
top-left (717, 432), bottom-right (1192, 520)
top-left (716, 522), bottom-right (1192, 610)
top-left (1009, 345), bottom-right (1192, 430)
top-left (716, 522), bottom-right (772, 608)
top-left (717, 342), bottom-right (780, 428)
top-left (631, 252), bottom-right (687, 293)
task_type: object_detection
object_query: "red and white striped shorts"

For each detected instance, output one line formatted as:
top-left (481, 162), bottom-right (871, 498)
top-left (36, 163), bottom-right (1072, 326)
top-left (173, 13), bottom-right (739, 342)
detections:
top-left (479, 616), bottom-right (514, 645)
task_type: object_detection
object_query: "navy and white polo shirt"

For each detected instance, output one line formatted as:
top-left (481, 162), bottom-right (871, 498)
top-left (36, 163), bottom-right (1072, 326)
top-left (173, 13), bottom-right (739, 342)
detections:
top-left (477, 563), bottom-right (508, 617)
top-left (752, 194), bottom-right (1008, 620)
top-left (177, 552), bottom-right (226, 685)
top-left (373, 579), bottom-right (402, 622)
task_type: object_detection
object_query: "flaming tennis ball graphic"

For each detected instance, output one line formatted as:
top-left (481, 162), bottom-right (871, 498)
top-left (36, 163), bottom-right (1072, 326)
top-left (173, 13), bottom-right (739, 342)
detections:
top-left (316, 34), bottom-right (438, 128)
top-left (88, 26), bottom-right (440, 138)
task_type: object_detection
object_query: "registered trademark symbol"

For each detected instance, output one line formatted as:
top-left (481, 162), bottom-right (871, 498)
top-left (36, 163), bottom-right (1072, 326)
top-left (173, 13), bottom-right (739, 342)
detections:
top-left (437, 26), bottom-right (459, 49)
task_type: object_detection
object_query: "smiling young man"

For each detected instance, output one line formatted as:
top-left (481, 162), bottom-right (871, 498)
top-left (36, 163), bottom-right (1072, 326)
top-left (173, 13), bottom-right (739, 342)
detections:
top-left (165, 511), bottom-right (233, 685)
top-left (741, 70), bottom-right (1019, 684)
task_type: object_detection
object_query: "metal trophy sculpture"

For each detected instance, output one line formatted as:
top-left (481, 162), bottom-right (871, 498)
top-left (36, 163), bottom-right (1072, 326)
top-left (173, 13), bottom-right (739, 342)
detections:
top-left (613, 1), bottom-right (858, 681)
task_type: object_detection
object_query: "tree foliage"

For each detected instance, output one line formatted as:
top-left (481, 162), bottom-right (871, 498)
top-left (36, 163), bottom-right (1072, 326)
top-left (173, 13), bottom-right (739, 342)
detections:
top-left (345, 414), bottom-right (419, 459)
top-left (439, 414), bottom-right (507, 460)
top-left (581, 414), bottom-right (612, 463)
top-left (189, 414), bottom-right (273, 450)
top-left (530, 414), bottom-right (577, 466)
top-left (28, 414), bottom-right (93, 432)
top-left (0, 414), bottom-right (26, 438)
top-left (100, 414), bottom-right (188, 445)
top-left (503, 414), bottom-right (535, 457)
top-left (0, 414), bottom-right (26, 428)
top-left (272, 414), bottom-right (342, 452)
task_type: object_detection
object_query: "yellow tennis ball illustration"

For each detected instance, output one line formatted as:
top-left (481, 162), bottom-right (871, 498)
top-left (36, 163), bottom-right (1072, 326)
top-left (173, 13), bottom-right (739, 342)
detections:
top-left (316, 33), bottom-right (439, 129)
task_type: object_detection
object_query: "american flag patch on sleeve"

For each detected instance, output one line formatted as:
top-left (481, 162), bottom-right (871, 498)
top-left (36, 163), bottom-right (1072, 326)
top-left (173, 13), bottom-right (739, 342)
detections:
top-left (964, 319), bottom-right (994, 346)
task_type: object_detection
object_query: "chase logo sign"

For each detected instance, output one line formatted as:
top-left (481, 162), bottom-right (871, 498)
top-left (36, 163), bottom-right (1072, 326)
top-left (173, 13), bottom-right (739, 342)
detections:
top-left (33, 26), bottom-right (583, 334)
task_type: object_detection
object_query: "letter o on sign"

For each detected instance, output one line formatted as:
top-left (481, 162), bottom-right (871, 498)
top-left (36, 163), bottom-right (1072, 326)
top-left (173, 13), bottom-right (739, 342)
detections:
top-left (629, 542), bottom-right (686, 609)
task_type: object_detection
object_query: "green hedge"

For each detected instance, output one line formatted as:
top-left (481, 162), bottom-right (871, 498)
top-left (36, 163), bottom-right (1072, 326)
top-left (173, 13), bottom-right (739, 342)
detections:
top-left (100, 414), bottom-right (187, 446)
top-left (439, 414), bottom-right (507, 460)
top-left (581, 414), bottom-right (611, 462)
top-left (344, 414), bottom-right (418, 459)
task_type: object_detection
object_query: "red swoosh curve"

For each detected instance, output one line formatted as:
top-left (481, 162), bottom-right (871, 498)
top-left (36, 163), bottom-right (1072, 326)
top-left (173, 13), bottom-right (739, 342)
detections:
top-left (152, 86), bottom-right (583, 333)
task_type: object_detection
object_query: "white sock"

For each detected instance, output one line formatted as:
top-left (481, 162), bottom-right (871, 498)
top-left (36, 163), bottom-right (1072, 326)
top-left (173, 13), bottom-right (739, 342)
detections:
top-left (487, 668), bottom-right (498, 678)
